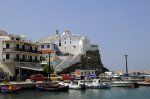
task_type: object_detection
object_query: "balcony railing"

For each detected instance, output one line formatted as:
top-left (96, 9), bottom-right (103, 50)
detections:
top-left (3, 48), bottom-right (40, 54)
top-left (2, 58), bottom-right (41, 63)
top-left (3, 58), bottom-right (15, 62)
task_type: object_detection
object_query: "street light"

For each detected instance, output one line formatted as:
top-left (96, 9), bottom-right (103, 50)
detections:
top-left (41, 45), bottom-right (52, 81)
top-left (48, 52), bottom-right (50, 81)
top-left (125, 55), bottom-right (128, 76)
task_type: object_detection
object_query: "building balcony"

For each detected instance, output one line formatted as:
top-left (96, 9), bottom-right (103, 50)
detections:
top-left (2, 58), bottom-right (25, 62)
top-left (3, 48), bottom-right (40, 54)
top-left (3, 48), bottom-right (21, 51)
top-left (3, 48), bottom-right (26, 52)
top-left (32, 50), bottom-right (41, 53)
top-left (2, 58), bottom-right (41, 63)
top-left (2, 58), bottom-right (16, 62)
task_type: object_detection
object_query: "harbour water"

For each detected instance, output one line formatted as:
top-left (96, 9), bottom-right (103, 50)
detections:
top-left (0, 86), bottom-right (150, 99)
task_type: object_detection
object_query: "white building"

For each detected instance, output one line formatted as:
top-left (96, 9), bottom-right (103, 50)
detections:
top-left (0, 30), bottom-right (43, 77)
top-left (38, 30), bottom-right (98, 72)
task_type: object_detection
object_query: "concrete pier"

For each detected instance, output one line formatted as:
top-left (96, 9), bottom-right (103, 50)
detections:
top-left (0, 80), bottom-right (45, 89)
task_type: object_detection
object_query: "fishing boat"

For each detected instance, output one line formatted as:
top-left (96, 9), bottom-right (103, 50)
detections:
top-left (85, 79), bottom-right (111, 89)
top-left (59, 80), bottom-right (85, 90)
top-left (36, 83), bottom-right (69, 91)
top-left (1, 85), bottom-right (21, 93)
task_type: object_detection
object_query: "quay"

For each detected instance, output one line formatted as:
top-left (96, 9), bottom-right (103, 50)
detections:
top-left (0, 80), bottom-right (45, 89)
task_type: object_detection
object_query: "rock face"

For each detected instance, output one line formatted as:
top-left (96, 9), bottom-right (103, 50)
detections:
top-left (81, 50), bottom-right (108, 74)
top-left (59, 50), bottom-right (108, 75)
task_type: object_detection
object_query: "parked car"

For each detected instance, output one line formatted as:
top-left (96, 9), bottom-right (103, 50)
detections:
top-left (60, 74), bottom-right (75, 80)
top-left (50, 74), bottom-right (63, 81)
top-left (29, 74), bottom-right (48, 82)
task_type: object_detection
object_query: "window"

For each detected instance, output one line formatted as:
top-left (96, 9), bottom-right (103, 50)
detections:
top-left (6, 43), bottom-right (9, 48)
top-left (22, 45), bottom-right (25, 50)
top-left (47, 44), bottom-right (50, 48)
top-left (30, 46), bottom-right (32, 51)
top-left (6, 54), bottom-right (9, 59)
top-left (23, 55), bottom-right (25, 60)
top-left (30, 56), bottom-right (32, 61)
top-left (16, 44), bottom-right (19, 49)
top-left (59, 43), bottom-right (61, 47)
top-left (35, 47), bottom-right (37, 52)
top-left (41, 45), bottom-right (44, 48)
top-left (59, 40), bottom-right (61, 47)
top-left (70, 41), bottom-right (71, 44)
top-left (81, 72), bottom-right (83, 75)
top-left (64, 41), bottom-right (66, 44)
top-left (16, 54), bottom-right (19, 60)
top-left (92, 71), bottom-right (94, 74)
top-left (16, 38), bottom-right (20, 40)
top-left (35, 56), bottom-right (37, 61)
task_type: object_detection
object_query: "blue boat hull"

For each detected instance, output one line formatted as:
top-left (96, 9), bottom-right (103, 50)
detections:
top-left (1, 86), bottom-right (21, 93)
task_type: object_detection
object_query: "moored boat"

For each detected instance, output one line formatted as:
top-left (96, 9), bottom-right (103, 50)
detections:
top-left (111, 81), bottom-right (139, 88)
top-left (138, 80), bottom-right (150, 86)
top-left (85, 79), bottom-right (111, 89)
top-left (1, 85), bottom-right (21, 93)
top-left (36, 83), bottom-right (69, 91)
top-left (59, 80), bottom-right (85, 90)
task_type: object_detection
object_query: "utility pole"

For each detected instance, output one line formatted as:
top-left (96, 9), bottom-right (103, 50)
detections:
top-left (125, 55), bottom-right (128, 76)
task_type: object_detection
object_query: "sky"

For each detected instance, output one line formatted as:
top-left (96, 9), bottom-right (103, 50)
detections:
top-left (0, 0), bottom-right (150, 71)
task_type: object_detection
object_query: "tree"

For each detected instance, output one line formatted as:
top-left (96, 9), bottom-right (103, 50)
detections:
top-left (44, 64), bottom-right (54, 77)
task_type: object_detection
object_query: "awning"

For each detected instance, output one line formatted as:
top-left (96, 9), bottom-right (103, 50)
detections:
top-left (16, 63), bottom-right (44, 71)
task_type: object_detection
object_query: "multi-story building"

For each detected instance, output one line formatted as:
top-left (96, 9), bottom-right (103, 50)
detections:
top-left (38, 30), bottom-right (98, 72)
top-left (0, 30), bottom-right (43, 77)
top-left (39, 42), bottom-right (58, 67)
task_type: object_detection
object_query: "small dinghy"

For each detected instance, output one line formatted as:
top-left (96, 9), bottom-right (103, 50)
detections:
top-left (1, 85), bottom-right (21, 93)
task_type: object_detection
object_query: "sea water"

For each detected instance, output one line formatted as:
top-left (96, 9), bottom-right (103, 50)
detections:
top-left (0, 86), bottom-right (150, 99)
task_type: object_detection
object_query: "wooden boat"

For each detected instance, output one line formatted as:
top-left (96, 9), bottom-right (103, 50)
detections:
top-left (36, 83), bottom-right (69, 91)
top-left (1, 85), bottom-right (21, 93)
top-left (85, 79), bottom-right (111, 89)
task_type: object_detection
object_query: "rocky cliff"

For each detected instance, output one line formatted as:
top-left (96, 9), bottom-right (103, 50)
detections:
top-left (59, 50), bottom-right (108, 75)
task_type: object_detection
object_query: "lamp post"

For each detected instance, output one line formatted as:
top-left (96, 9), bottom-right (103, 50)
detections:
top-left (48, 52), bottom-right (50, 81)
top-left (125, 55), bottom-right (128, 76)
